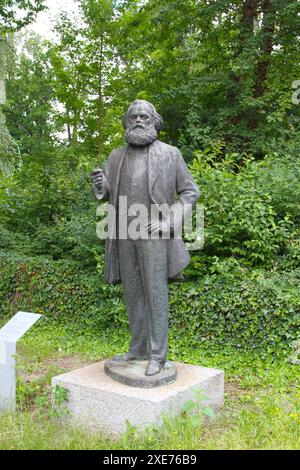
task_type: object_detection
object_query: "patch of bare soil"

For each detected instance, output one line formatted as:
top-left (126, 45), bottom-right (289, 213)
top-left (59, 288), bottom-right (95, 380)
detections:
top-left (224, 379), bottom-right (246, 400)
top-left (19, 355), bottom-right (93, 382)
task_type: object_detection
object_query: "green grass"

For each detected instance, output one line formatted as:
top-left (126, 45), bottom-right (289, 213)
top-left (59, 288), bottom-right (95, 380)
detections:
top-left (0, 324), bottom-right (299, 450)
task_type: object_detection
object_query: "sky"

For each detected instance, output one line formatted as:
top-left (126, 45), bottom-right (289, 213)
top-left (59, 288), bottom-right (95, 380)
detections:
top-left (29, 0), bottom-right (79, 40)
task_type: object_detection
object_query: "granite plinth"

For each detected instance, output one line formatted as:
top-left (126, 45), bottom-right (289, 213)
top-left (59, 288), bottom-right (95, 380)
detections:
top-left (104, 358), bottom-right (177, 388)
top-left (52, 360), bottom-right (224, 436)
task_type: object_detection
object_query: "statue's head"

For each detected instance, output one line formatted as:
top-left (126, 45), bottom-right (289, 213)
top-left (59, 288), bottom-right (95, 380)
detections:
top-left (123, 99), bottom-right (163, 146)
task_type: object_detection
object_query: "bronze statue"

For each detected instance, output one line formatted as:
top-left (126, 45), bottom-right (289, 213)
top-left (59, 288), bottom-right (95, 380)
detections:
top-left (92, 100), bottom-right (199, 380)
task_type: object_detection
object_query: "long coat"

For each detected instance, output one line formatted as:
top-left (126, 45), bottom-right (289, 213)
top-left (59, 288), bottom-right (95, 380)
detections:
top-left (93, 139), bottom-right (200, 284)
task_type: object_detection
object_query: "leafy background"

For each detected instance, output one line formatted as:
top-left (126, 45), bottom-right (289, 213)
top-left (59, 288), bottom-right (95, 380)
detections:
top-left (1, 0), bottom-right (300, 359)
top-left (0, 1), bottom-right (300, 450)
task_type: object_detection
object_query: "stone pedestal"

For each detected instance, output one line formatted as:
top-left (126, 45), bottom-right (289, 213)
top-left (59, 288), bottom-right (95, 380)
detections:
top-left (104, 358), bottom-right (177, 388)
top-left (52, 361), bottom-right (224, 436)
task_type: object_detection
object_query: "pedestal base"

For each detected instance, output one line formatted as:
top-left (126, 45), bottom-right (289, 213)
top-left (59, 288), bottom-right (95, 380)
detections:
top-left (104, 358), bottom-right (177, 388)
top-left (52, 361), bottom-right (224, 436)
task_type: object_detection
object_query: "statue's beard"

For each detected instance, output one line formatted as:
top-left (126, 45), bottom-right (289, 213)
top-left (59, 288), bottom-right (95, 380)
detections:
top-left (124, 124), bottom-right (157, 146)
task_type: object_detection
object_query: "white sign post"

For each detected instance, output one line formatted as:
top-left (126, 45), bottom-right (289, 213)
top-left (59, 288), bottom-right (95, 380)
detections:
top-left (0, 312), bottom-right (42, 411)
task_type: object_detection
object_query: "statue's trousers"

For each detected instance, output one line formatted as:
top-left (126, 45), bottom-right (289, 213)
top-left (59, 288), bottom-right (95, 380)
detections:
top-left (118, 238), bottom-right (169, 362)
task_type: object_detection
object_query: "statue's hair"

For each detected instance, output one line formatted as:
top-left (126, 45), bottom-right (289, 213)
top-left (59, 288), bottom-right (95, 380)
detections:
top-left (122, 100), bottom-right (164, 132)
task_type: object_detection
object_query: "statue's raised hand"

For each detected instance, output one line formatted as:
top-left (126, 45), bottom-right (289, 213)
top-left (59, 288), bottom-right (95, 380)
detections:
top-left (91, 168), bottom-right (106, 191)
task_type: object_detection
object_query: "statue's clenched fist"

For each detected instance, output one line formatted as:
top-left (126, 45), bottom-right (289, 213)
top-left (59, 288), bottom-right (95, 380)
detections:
top-left (91, 168), bottom-right (106, 191)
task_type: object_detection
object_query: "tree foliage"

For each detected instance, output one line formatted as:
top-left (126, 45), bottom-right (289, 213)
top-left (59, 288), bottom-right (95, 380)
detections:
top-left (113, 0), bottom-right (300, 156)
top-left (0, 0), bottom-right (46, 32)
top-left (0, 0), bottom-right (46, 171)
top-left (5, 35), bottom-right (54, 154)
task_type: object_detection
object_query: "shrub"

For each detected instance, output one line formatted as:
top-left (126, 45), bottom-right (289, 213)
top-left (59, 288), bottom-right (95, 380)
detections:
top-left (0, 251), bottom-right (125, 336)
top-left (169, 261), bottom-right (300, 356)
top-left (1, 251), bottom-right (299, 356)
top-left (189, 149), bottom-right (299, 267)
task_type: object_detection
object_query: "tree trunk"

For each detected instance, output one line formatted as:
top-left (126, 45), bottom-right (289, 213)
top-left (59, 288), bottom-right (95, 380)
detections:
top-left (228, 1), bottom-right (259, 125)
top-left (66, 109), bottom-right (72, 144)
top-left (234, 0), bottom-right (260, 60)
top-left (70, 106), bottom-right (80, 148)
top-left (71, 119), bottom-right (78, 147)
top-left (253, 0), bottom-right (276, 98)
top-left (97, 32), bottom-right (104, 159)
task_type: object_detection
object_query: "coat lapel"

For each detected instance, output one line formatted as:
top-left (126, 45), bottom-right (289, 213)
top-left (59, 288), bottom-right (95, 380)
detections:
top-left (113, 145), bottom-right (128, 207)
top-left (148, 140), bottom-right (161, 199)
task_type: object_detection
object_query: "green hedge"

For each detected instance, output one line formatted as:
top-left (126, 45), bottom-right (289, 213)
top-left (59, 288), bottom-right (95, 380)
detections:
top-left (189, 151), bottom-right (300, 267)
top-left (0, 250), bottom-right (299, 356)
top-left (0, 250), bottom-right (125, 336)
top-left (169, 267), bottom-right (300, 355)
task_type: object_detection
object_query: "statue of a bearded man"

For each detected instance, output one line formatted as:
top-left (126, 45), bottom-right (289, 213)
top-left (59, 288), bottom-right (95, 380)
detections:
top-left (92, 100), bottom-right (199, 379)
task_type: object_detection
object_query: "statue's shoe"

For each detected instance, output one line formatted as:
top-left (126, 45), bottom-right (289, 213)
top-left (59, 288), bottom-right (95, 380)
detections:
top-left (112, 353), bottom-right (148, 362)
top-left (145, 359), bottom-right (165, 376)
